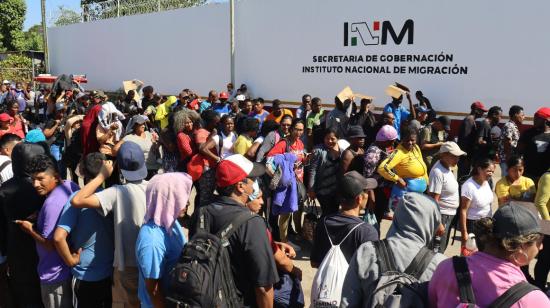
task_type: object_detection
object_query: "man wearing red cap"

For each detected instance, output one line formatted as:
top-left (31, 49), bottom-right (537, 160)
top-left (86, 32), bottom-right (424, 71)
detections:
top-left (457, 101), bottom-right (488, 178)
top-left (519, 107), bottom-right (550, 182)
top-left (190, 154), bottom-right (278, 308)
top-left (212, 92), bottom-right (230, 116)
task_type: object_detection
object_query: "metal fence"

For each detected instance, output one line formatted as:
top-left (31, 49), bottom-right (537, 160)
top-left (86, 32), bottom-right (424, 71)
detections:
top-left (81, 0), bottom-right (207, 22)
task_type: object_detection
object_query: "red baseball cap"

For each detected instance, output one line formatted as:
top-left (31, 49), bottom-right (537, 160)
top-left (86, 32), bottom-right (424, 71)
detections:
top-left (0, 113), bottom-right (13, 122)
top-left (535, 107), bottom-right (550, 120)
top-left (216, 154), bottom-right (266, 187)
top-left (219, 92), bottom-right (229, 99)
top-left (471, 101), bottom-right (488, 112)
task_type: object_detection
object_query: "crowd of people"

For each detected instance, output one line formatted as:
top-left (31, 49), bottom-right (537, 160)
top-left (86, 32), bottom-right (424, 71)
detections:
top-left (0, 77), bottom-right (548, 308)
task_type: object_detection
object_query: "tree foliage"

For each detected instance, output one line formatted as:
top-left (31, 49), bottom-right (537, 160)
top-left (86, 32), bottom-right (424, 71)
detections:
top-left (0, 0), bottom-right (27, 52)
top-left (21, 25), bottom-right (44, 51)
top-left (0, 54), bottom-right (33, 83)
top-left (80, 0), bottom-right (207, 22)
top-left (53, 6), bottom-right (82, 27)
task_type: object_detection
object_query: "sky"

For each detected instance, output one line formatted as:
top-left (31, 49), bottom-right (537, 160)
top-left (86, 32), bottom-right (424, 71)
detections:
top-left (24, 0), bottom-right (226, 30)
top-left (25, 0), bottom-right (81, 29)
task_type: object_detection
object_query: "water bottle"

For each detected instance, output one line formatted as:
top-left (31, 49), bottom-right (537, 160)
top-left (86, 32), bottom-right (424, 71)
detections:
top-left (465, 233), bottom-right (478, 252)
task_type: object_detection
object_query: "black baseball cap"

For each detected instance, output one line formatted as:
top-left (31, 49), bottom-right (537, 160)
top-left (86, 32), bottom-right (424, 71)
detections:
top-left (493, 203), bottom-right (550, 238)
top-left (339, 171), bottom-right (377, 200)
top-left (436, 116), bottom-right (451, 131)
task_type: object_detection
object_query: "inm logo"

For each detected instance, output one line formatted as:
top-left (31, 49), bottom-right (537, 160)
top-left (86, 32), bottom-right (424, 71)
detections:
top-left (344, 19), bottom-right (414, 46)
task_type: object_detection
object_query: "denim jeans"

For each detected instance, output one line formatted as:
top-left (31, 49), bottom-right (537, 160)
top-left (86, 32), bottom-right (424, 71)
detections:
top-left (437, 214), bottom-right (455, 253)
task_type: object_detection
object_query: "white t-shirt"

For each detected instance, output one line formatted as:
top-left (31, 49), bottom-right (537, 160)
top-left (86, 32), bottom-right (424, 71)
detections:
top-left (212, 132), bottom-right (237, 159)
top-left (95, 181), bottom-right (148, 271)
top-left (428, 161), bottom-right (459, 215)
top-left (461, 177), bottom-right (494, 220)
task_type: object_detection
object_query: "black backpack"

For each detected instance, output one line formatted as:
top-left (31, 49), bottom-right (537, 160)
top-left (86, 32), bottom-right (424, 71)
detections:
top-left (452, 256), bottom-right (540, 308)
top-left (165, 207), bottom-right (255, 308)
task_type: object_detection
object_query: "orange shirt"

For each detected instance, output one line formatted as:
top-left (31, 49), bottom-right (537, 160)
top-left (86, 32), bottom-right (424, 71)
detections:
top-left (266, 108), bottom-right (293, 123)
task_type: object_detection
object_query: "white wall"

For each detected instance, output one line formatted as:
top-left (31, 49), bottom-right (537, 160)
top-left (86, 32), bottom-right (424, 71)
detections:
top-left (235, 0), bottom-right (550, 115)
top-left (48, 3), bottom-right (230, 96)
top-left (49, 0), bottom-right (550, 114)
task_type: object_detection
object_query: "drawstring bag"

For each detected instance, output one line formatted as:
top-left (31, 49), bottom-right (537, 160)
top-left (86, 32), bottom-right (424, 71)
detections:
top-left (301, 198), bottom-right (319, 242)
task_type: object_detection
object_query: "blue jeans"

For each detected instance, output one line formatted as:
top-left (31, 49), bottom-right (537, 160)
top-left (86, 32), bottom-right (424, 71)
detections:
top-left (437, 214), bottom-right (455, 253)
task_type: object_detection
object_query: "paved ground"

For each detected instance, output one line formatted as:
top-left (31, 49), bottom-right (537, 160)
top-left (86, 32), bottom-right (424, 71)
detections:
top-left (157, 164), bottom-right (546, 307)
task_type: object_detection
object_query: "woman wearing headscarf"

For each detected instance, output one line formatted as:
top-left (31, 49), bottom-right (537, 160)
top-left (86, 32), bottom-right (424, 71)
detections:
top-left (135, 172), bottom-right (193, 308)
top-left (340, 192), bottom-right (446, 307)
top-left (364, 125), bottom-right (398, 222)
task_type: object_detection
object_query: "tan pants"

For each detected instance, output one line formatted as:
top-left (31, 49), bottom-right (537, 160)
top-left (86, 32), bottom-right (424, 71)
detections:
top-left (278, 211), bottom-right (303, 242)
top-left (112, 268), bottom-right (139, 308)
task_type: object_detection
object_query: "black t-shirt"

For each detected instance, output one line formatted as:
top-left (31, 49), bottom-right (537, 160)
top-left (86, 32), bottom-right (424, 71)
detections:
top-left (474, 119), bottom-right (494, 159)
top-left (0, 177), bottom-right (45, 283)
top-left (44, 119), bottom-right (65, 146)
top-left (190, 196), bottom-right (279, 307)
top-left (520, 128), bottom-right (550, 179)
top-left (310, 213), bottom-right (378, 265)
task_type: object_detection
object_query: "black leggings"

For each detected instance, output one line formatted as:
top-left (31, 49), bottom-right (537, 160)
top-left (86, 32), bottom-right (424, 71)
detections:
top-left (535, 235), bottom-right (550, 290)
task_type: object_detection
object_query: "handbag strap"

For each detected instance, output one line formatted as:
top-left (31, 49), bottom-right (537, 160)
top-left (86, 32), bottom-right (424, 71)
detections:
top-left (488, 281), bottom-right (539, 308)
top-left (452, 256), bottom-right (476, 307)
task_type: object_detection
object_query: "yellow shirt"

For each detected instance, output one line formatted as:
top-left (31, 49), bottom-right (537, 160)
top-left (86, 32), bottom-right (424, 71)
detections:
top-left (535, 171), bottom-right (550, 220)
top-left (155, 96), bottom-right (177, 129)
top-left (495, 176), bottom-right (536, 206)
top-left (377, 144), bottom-right (428, 183)
top-left (234, 135), bottom-right (253, 155)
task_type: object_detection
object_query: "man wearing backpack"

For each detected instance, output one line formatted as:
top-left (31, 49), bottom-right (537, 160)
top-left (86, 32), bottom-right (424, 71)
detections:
top-left (310, 171), bottom-right (378, 307)
top-left (310, 171), bottom-right (379, 268)
top-left (189, 154), bottom-right (279, 308)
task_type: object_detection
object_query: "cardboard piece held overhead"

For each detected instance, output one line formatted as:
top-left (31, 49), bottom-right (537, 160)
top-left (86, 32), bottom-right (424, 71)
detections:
top-left (385, 85), bottom-right (407, 99)
top-left (122, 80), bottom-right (144, 102)
top-left (336, 86), bottom-right (374, 103)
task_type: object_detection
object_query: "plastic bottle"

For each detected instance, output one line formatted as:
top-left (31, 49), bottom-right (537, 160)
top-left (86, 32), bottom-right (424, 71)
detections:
top-left (465, 233), bottom-right (478, 252)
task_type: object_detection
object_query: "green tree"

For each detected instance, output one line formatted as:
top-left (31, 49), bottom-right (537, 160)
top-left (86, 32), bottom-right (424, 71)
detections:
top-left (0, 54), bottom-right (33, 83)
top-left (0, 0), bottom-right (27, 51)
top-left (53, 6), bottom-right (82, 27)
top-left (21, 25), bottom-right (44, 51)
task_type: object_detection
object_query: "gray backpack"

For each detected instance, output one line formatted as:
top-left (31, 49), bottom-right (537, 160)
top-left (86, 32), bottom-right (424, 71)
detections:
top-left (368, 240), bottom-right (435, 308)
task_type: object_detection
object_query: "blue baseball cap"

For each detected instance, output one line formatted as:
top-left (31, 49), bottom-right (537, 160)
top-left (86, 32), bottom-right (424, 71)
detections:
top-left (25, 129), bottom-right (46, 143)
top-left (117, 141), bottom-right (147, 181)
top-left (415, 105), bottom-right (430, 113)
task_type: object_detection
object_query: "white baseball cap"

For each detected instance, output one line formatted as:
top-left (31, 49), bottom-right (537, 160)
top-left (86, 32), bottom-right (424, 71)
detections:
top-left (437, 141), bottom-right (466, 156)
top-left (2, 80), bottom-right (10, 85)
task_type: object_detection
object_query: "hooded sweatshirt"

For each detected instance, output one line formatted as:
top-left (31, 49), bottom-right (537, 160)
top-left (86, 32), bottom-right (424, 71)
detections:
top-left (0, 143), bottom-right (48, 284)
top-left (340, 192), bottom-right (446, 308)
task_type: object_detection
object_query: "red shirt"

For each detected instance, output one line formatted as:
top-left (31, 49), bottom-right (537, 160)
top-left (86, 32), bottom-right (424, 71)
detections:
top-left (267, 138), bottom-right (305, 181)
top-left (176, 132), bottom-right (196, 162)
